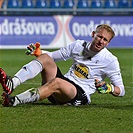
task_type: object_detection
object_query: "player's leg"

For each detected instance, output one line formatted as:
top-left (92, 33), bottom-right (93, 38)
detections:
top-left (0, 68), bottom-right (14, 94)
top-left (15, 53), bottom-right (57, 84)
top-left (37, 54), bottom-right (58, 85)
top-left (0, 54), bottom-right (57, 94)
top-left (2, 77), bottom-right (77, 106)
top-left (2, 88), bottom-right (40, 106)
top-left (39, 77), bottom-right (77, 103)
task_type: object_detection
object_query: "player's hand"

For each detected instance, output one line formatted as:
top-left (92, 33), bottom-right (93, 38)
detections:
top-left (25, 42), bottom-right (41, 57)
top-left (95, 79), bottom-right (112, 94)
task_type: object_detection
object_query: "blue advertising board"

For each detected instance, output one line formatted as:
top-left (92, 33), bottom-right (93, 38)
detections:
top-left (0, 15), bottom-right (132, 49)
top-left (65, 16), bottom-right (133, 48)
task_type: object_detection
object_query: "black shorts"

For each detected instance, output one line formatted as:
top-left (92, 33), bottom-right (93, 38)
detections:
top-left (48, 67), bottom-right (88, 106)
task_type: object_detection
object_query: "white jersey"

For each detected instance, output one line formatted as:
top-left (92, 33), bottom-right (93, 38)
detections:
top-left (47, 40), bottom-right (124, 103)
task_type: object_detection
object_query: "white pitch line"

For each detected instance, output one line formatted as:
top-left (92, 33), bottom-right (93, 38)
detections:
top-left (23, 82), bottom-right (41, 85)
top-left (125, 86), bottom-right (132, 88)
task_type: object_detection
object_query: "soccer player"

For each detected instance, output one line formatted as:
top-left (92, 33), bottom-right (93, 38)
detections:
top-left (0, 24), bottom-right (125, 107)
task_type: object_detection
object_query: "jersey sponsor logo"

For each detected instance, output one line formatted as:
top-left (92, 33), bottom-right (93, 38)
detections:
top-left (73, 63), bottom-right (90, 79)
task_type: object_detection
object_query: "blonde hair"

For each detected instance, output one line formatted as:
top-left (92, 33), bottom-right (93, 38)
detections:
top-left (96, 24), bottom-right (115, 40)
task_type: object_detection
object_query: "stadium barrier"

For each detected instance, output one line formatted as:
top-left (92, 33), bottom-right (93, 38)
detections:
top-left (0, 15), bottom-right (132, 49)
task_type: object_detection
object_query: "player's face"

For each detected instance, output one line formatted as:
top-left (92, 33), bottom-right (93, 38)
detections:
top-left (90, 29), bottom-right (112, 52)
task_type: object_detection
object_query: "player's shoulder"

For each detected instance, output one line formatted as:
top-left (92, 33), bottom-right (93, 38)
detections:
top-left (75, 39), bottom-right (85, 46)
top-left (101, 48), bottom-right (117, 61)
top-left (70, 39), bottom-right (85, 50)
top-left (74, 39), bottom-right (91, 48)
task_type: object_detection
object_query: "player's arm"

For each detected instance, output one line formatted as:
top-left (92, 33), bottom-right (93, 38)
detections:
top-left (112, 86), bottom-right (121, 96)
top-left (25, 41), bottom-right (77, 61)
top-left (95, 79), bottom-right (123, 96)
top-left (95, 79), bottom-right (125, 96)
top-left (95, 57), bottom-right (125, 96)
top-left (25, 42), bottom-right (69, 61)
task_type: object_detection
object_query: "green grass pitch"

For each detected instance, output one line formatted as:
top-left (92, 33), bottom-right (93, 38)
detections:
top-left (0, 49), bottom-right (132, 133)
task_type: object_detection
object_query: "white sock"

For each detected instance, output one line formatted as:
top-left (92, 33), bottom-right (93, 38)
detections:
top-left (13, 88), bottom-right (40, 106)
top-left (12, 76), bottom-right (21, 89)
top-left (14, 60), bottom-right (43, 84)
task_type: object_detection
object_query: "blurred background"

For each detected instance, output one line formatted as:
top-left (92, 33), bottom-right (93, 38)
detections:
top-left (0, 0), bottom-right (133, 49)
top-left (0, 2), bottom-right (132, 133)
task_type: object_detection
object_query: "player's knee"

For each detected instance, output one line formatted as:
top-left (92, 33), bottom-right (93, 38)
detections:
top-left (37, 53), bottom-right (55, 68)
top-left (50, 78), bottom-right (62, 90)
top-left (54, 77), bottom-right (62, 84)
top-left (52, 77), bottom-right (61, 85)
top-left (37, 53), bottom-right (49, 63)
